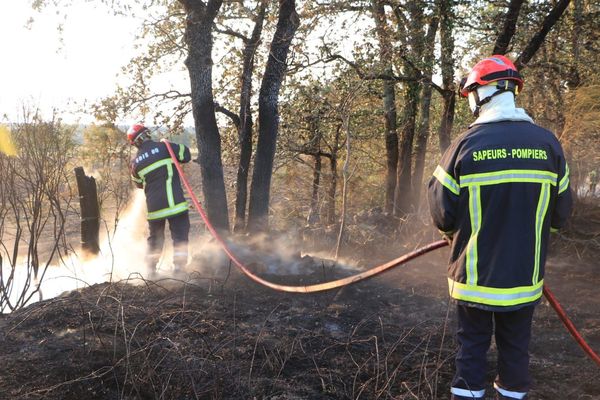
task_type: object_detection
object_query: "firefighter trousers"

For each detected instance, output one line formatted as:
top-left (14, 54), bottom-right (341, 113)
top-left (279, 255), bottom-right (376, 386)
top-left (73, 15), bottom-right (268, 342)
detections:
top-left (451, 304), bottom-right (535, 400)
top-left (146, 212), bottom-right (190, 272)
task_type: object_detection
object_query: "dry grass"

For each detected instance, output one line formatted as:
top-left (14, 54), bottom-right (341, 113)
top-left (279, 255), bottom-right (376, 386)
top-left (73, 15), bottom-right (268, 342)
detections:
top-left (0, 268), bottom-right (457, 400)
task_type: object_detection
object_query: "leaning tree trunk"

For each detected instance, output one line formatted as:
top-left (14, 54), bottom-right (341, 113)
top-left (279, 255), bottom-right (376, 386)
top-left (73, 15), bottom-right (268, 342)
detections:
top-left (247, 0), bottom-right (300, 232)
top-left (234, 0), bottom-right (267, 233)
top-left (394, 1), bottom-right (423, 217)
top-left (515, 0), bottom-right (572, 70)
top-left (180, 0), bottom-right (229, 232)
top-left (372, 0), bottom-right (398, 215)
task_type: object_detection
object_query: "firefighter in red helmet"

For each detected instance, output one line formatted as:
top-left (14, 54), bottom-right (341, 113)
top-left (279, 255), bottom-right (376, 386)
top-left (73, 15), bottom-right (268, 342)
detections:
top-left (127, 123), bottom-right (192, 277)
top-left (428, 55), bottom-right (572, 399)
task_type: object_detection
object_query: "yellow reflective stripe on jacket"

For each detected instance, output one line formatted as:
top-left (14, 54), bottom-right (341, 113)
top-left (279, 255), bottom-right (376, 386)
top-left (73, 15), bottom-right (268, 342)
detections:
top-left (147, 202), bottom-right (189, 220)
top-left (178, 143), bottom-right (185, 161)
top-left (166, 163), bottom-right (175, 207)
top-left (558, 163), bottom-right (570, 194)
top-left (533, 183), bottom-right (551, 284)
top-left (448, 278), bottom-right (544, 307)
top-left (433, 165), bottom-right (460, 195)
top-left (466, 186), bottom-right (481, 286)
top-left (460, 168), bottom-right (554, 296)
top-left (138, 158), bottom-right (173, 178)
top-left (131, 176), bottom-right (143, 184)
top-left (460, 169), bottom-right (557, 187)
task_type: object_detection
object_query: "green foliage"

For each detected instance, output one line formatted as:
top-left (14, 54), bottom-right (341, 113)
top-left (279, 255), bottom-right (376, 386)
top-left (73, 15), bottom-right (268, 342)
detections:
top-left (276, 68), bottom-right (386, 224)
top-left (81, 124), bottom-right (128, 167)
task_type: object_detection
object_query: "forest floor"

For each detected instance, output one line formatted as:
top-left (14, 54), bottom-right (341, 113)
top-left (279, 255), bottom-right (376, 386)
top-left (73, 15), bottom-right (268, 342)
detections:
top-left (0, 208), bottom-right (599, 399)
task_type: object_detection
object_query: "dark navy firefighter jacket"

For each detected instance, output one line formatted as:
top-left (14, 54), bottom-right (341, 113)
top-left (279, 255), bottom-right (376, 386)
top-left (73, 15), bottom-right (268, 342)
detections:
top-left (131, 140), bottom-right (191, 221)
top-left (428, 121), bottom-right (572, 310)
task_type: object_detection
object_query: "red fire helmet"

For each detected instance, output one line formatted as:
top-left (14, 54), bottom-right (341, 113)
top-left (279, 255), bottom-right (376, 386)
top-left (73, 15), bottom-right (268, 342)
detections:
top-left (460, 55), bottom-right (524, 97)
top-left (126, 123), bottom-right (148, 145)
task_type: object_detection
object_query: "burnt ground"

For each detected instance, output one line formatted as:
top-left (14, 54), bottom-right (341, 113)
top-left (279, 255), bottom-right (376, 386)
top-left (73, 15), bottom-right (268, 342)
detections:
top-left (0, 225), bottom-right (599, 399)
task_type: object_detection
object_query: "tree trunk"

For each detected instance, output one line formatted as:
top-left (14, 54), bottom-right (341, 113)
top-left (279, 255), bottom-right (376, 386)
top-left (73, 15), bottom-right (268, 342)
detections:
top-left (334, 116), bottom-right (351, 261)
top-left (412, 16), bottom-right (439, 209)
top-left (393, 1), bottom-right (423, 216)
top-left (438, 92), bottom-right (455, 153)
top-left (307, 152), bottom-right (322, 226)
top-left (437, 0), bottom-right (455, 153)
top-left (247, 0), bottom-right (300, 232)
top-left (307, 115), bottom-right (323, 226)
top-left (412, 86), bottom-right (433, 208)
top-left (326, 123), bottom-right (342, 225)
top-left (74, 167), bottom-right (100, 255)
top-left (327, 154), bottom-right (338, 225)
top-left (234, 0), bottom-right (268, 232)
top-left (567, 0), bottom-right (582, 89)
top-left (394, 81), bottom-right (420, 216)
top-left (372, 0), bottom-right (398, 215)
top-left (180, 0), bottom-right (230, 232)
top-left (493, 0), bottom-right (526, 55)
top-left (546, 38), bottom-right (566, 133)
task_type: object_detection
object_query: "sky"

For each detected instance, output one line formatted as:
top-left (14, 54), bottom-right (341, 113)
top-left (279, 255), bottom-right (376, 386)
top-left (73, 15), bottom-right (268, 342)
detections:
top-left (0, 2), bottom-right (447, 126)
top-left (0, 2), bottom-right (139, 123)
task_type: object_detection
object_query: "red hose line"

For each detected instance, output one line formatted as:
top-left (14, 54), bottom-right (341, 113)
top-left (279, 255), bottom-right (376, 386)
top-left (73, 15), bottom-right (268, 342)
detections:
top-left (162, 139), bottom-right (600, 366)
top-left (543, 286), bottom-right (600, 366)
top-left (162, 139), bottom-right (446, 292)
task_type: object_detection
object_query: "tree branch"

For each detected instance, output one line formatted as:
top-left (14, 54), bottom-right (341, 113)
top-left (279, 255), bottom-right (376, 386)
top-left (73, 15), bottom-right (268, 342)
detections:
top-left (492, 0), bottom-right (525, 55)
top-left (290, 146), bottom-right (333, 159)
top-left (328, 54), bottom-right (414, 81)
top-left (312, 0), bottom-right (370, 12)
top-left (215, 103), bottom-right (241, 127)
top-left (215, 26), bottom-right (250, 43)
top-left (326, 54), bottom-right (448, 95)
top-left (138, 90), bottom-right (191, 102)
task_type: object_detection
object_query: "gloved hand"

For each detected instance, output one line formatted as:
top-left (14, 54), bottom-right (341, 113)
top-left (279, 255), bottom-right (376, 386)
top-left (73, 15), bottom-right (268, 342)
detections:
top-left (440, 230), bottom-right (454, 244)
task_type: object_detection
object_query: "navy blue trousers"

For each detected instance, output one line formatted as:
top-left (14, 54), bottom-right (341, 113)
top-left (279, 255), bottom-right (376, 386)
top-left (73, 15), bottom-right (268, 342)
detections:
top-left (451, 304), bottom-right (535, 399)
top-left (147, 212), bottom-right (190, 270)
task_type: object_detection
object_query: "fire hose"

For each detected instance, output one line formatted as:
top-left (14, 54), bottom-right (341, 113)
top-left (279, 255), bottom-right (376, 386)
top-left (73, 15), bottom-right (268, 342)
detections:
top-left (162, 139), bottom-right (600, 367)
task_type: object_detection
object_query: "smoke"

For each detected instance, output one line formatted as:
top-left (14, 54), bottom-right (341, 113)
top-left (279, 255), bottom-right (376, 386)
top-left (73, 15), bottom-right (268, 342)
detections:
top-left (9, 191), bottom-right (360, 307)
top-left (3, 191), bottom-right (158, 308)
top-left (187, 229), bottom-right (358, 281)
top-left (34, 191), bottom-right (151, 301)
